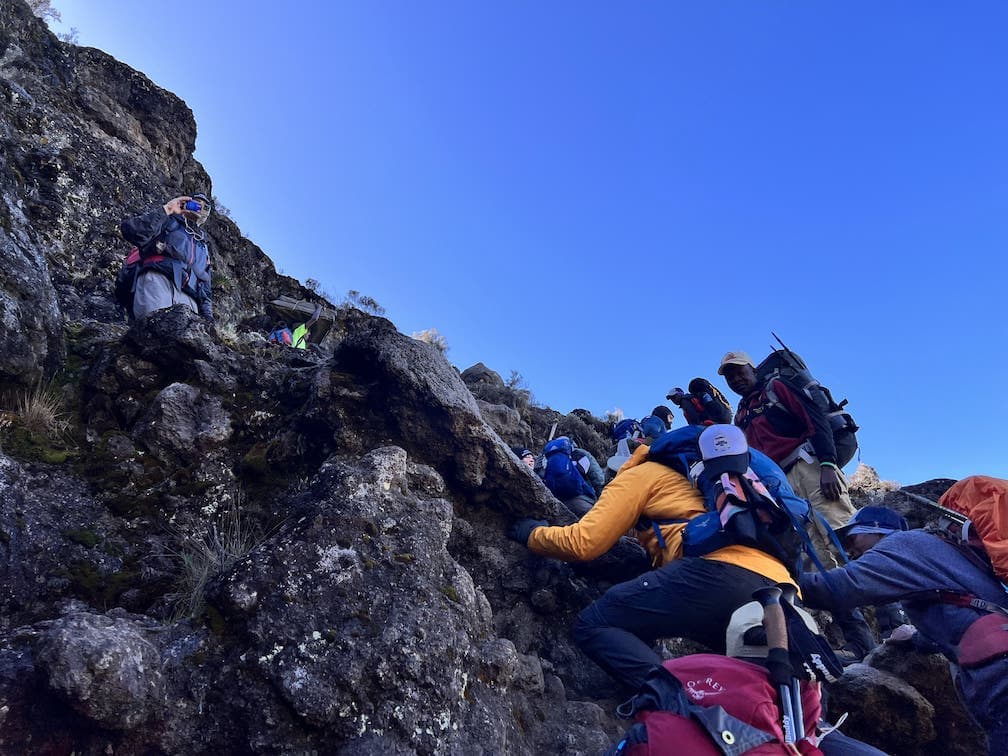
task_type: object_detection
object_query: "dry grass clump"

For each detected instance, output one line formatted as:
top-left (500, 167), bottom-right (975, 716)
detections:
top-left (411, 327), bottom-right (449, 355)
top-left (171, 490), bottom-right (266, 620)
top-left (11, 381), bottom-right (70, 439)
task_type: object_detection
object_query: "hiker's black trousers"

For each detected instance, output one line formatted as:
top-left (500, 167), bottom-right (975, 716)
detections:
top-left (573, 557), bottom-right (775, 692)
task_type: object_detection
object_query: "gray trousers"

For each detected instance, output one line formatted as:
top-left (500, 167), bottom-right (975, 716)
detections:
top-left (133, 271), bottom-right (197, 320)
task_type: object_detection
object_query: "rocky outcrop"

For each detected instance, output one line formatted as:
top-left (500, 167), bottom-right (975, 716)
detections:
top-left (0, 3), bottom-right (990, 754)
top-left (828, 663), bottom-right (937, 752)
top-left (0, 0), bottom-right (319, 388)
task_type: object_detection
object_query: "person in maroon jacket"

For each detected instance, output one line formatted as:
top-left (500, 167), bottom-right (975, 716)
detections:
top-left (718, 351), bottom-right (877, 663)
top-left (718, 350), bottom-right (856, 561)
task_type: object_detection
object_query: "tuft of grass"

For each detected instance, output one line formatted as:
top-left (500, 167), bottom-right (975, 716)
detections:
top-left (169, 490), bottom-right (269, 620)
top-left (11, 381), bottom-right (70, 439)
top-left (411, 327), bottom-right (449, 355)
top-left (214, 320), bottom-right (241, 346)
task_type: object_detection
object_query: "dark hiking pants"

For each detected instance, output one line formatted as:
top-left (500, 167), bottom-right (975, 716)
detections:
top-left (573, 557), bottom-right (776, 692)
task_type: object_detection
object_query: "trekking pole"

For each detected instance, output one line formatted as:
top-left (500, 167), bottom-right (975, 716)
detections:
top-left (753, 586), bottom-right (799, 744)
top-left (547, 422), bottom-right (558, 442)
top-left (899, 490), bottom-right (968, 523)
top-left (777, 583), bottom-right (805, 738)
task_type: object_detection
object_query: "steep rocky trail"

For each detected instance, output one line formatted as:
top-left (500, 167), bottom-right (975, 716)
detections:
top-left (0, 2), bottom-right (988, 753)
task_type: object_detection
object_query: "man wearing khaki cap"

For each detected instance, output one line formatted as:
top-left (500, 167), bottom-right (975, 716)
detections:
top-left (717, 350), bottom-right (855, 550)
top-left (718, 350), bottom-right (875, 663)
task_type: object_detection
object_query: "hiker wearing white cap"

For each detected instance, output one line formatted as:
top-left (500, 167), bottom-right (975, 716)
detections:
top-left (719, 350), bottom-right (880, 664)
top-left (506, 425), bottom-right (796, 692)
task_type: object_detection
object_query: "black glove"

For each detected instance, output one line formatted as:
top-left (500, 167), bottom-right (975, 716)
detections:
top-left (765, 647), bottom-right (793, 688)
top-left (507, 518), bottom-right (547, 546)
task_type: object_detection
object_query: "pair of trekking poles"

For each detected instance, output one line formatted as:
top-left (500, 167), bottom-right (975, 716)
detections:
top-left (754, 585), bottom-right (804, 744)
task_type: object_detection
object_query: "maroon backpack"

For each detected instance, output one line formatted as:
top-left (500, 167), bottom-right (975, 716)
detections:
top-left (608, 655), bottom-right (823, 755)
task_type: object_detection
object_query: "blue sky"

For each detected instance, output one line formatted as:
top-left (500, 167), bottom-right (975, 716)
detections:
top-left (51, 2), bottom-right (1006, 485)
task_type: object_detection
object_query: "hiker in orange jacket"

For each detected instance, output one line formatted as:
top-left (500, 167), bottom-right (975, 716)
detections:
top-left (507, 440), bottom-right (794, 691)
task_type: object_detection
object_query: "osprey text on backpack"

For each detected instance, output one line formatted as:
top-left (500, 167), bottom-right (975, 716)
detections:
top-left (605, 655), bottom-right (825, 755)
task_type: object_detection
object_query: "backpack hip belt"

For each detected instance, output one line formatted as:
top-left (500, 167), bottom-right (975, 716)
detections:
top-left (778, 441), bottom-right (816, 473)
top-left (902, 588), bottom-right (1008, 668)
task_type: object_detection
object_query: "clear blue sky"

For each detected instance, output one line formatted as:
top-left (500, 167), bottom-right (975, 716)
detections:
top-left (51, 2), bottom-right (1007, 485)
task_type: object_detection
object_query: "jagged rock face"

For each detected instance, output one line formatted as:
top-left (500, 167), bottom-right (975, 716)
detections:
top-left (475, 399), bottom-right (532, 448)
top-left (0, 0), bottom-right (317, 387)
top-left (0, 449), bottom-right (147, 632)
top-left (1, 306), bottom-right (631, 752)
top-left (0, 2), bottom-right (988, 754)
top-left (206, 447), bottom-right (609, 754)
top-left (461, 364), bottom-right (611, 464)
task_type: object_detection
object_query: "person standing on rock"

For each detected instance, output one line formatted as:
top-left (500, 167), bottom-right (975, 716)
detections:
top-left (507, 431), bottom-right (795, 692)
top-left (799, 499), bottom-right (1008, 753)
top-left (120, 193), bottom-right (214, 323)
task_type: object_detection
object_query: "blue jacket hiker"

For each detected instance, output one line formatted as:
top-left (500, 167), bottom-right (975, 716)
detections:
top-left (800, 515), bottom-right (1008, 753)
top-left (120, 194), bottom-right (214, 323)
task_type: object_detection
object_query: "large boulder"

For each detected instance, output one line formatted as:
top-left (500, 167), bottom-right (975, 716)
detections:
top-left (826, 663), bottom-right (936, 753)
top-left (208, 446), bottom-right (617, 753)
top-left (330, 310), bottom-right (562, 518)
top-left (36, 610), bottom-right (165, 729)
top-left (866, 643), bottom-right (987, 755)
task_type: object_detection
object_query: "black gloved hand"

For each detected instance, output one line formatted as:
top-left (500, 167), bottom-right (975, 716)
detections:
top-left (507, 518), bottom-right (547, 546)
top-left (765, 647), bottom-right (794, 688)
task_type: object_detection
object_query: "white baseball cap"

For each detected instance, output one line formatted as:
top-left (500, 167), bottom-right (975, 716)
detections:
top-left (698, 424), bottom-right (750, 478)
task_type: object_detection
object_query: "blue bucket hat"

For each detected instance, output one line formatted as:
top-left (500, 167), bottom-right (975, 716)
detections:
top-left (836, 506), bottom-right (909, 539)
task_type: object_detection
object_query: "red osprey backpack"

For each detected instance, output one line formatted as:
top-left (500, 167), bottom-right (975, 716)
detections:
top-left (608, 655), bottom-right (823, 755)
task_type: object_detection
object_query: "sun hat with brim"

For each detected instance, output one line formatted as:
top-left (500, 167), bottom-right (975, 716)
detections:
top-left (725, 599), bottom-right (822, 658)
top-left (835, 505), bottom-right (909, 539)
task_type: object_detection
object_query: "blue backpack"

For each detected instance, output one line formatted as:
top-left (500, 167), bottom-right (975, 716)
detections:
top-left (644, 426), bottom-right (841, 579)
top-left (611, 418), bottom-right (644, 443)
top-left (541, 437), bottom-right (597, 502)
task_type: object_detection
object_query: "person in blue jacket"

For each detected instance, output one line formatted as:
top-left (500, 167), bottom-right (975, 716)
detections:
top-left (799, 505), bottom-right (1008, 754)
top-left (121, 193), bottom-right (214, 323)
